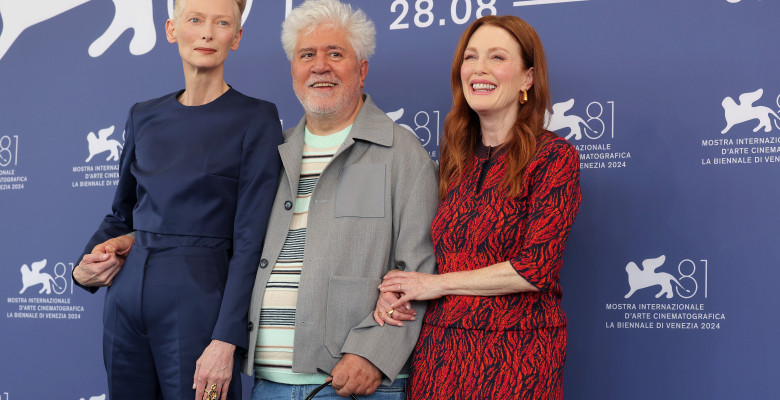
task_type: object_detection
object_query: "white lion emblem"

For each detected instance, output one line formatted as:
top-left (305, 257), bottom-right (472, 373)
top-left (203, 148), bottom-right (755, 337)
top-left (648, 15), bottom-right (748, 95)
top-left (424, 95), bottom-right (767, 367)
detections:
top-left (386, 108), bottom-right (415, 134)
top-left (86, 125), bottom-right (123, 162)
top-left (80, 394), bottom-right (106, 400)
top-left (721, 88), bottom-right (780, 134)
top-left (624, 255), bottom-right (689, 299)
top-left (19, 259), bottom-right (62, 295)
top-left (546, 99), bottom-right (597, 141)
top-left (0, 0), bottom-right (155, 62)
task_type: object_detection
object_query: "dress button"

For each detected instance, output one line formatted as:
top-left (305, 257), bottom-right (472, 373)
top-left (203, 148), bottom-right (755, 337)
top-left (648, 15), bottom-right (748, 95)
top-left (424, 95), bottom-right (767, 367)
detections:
top-left (247, 321), bottom-right (253, 331)
top-left (284, 201), bottom-right (293, 210)
top-left (259, 259), bottom-right (268, 268)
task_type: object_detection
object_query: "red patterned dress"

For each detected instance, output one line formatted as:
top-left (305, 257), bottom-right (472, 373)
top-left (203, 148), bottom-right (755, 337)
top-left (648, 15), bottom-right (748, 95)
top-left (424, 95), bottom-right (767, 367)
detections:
top-left (408, 132), bottom-right (582, 399)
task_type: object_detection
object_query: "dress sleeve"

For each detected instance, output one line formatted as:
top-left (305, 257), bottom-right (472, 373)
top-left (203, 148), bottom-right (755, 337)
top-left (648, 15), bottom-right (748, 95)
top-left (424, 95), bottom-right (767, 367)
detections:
top-left (211, 103), bottom-right (283, 348)
top-left (74, 105), bottom-right (139, 293)
top-left (509, 139), bottom-right (582, 292)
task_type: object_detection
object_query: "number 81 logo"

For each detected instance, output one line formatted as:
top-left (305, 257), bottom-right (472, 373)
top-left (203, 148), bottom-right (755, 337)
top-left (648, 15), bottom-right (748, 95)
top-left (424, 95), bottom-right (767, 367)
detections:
top-left (624, 255), bottom-right (709, 300)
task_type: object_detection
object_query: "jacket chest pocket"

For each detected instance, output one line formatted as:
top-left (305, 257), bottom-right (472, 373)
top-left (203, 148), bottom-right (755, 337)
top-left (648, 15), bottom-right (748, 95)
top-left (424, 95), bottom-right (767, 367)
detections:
top-left (334, 164), bottom-right (385, 218)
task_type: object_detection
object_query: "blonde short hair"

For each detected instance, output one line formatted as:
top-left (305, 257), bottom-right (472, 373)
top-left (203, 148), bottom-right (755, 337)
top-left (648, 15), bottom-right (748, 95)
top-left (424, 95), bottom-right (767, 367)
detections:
top-left (173, 0), bottom-right (246, 28)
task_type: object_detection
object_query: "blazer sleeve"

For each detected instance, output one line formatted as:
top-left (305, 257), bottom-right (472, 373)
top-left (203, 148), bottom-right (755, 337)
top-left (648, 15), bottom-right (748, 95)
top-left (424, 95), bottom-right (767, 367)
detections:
top-left (74, 105), bottom-right (139, 293)
top-left (210, 103), bottom-right (283, 348)
top-left (509, 140), bottom-right (582, 291)
top-left (339, 149), bottom-right (440, 382)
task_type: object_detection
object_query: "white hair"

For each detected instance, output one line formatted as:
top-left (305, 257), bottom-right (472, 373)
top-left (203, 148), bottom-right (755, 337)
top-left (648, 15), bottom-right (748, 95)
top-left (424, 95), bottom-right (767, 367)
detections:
top-left (173, 0), bottom-right (246, 28)
top-left (281, 0), bottom-right (376, 61)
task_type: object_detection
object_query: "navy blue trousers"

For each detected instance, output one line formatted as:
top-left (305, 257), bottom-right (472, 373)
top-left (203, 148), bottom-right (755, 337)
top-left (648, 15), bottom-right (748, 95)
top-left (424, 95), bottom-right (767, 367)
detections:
top-left (102, 241), bottom-right (242, 400)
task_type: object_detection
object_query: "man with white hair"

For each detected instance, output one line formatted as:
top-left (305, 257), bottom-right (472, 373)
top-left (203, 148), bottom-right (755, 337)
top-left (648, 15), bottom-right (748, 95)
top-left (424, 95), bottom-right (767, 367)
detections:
top-left (245, 0), bottom-right (437, 398)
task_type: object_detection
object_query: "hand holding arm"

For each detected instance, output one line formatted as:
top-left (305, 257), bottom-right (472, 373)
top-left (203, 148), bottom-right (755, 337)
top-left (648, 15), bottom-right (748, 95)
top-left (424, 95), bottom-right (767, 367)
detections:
top-left (72, 253), bottom-right (122, 287)
top-left (372, 290), bottom-right (415, 327)
top-left (378, 262), bottom-right (539, 310)
top-left (91, 234), bottom-right (135, 258)
top-left (73, 235), bottom-right (136, 287)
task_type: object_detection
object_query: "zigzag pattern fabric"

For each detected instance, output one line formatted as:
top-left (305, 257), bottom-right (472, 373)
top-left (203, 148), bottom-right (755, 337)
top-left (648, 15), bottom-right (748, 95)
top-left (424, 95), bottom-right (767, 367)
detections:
top-left (409, 133), bottom-right (581, 399)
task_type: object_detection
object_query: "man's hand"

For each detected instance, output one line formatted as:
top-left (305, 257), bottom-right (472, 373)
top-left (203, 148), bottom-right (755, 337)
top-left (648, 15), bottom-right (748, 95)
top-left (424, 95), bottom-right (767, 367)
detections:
top-left (193, 340), bottom-right (236, 400)
top-left (73, 235), bottom-right (135, 287)
top-left (330, 353), bottom-right (382, 397)
top-left (92, 235), bottom-right (135, 258)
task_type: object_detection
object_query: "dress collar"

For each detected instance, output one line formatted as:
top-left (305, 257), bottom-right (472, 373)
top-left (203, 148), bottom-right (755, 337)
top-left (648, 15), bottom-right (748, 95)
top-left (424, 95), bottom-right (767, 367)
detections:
top-left (474, 141), bottom-right (508, 161)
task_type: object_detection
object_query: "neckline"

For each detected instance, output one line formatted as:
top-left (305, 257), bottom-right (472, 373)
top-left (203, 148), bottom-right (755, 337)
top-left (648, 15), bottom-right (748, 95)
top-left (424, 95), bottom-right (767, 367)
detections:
top-left (173, 86), bottom-right (235, 109)
top-left (475, 141), bottom-right (507, 160)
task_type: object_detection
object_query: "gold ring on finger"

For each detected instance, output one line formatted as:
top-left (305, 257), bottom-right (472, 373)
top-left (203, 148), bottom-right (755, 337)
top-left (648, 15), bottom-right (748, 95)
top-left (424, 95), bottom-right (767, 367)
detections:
top-left (387, 309), bottom-right (395, 317)
top-left (205, 384), bottom-right (218, 400)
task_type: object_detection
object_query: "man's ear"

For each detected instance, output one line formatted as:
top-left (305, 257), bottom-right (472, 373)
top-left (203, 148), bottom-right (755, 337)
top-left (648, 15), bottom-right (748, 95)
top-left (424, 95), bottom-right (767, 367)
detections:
top-left (359, 60), bottom-right (369, 88)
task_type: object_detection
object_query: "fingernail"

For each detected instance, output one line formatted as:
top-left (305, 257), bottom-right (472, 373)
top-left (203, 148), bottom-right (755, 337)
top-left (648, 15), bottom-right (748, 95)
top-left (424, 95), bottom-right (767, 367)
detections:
top-left (101, 253), bottom-right (109, 260)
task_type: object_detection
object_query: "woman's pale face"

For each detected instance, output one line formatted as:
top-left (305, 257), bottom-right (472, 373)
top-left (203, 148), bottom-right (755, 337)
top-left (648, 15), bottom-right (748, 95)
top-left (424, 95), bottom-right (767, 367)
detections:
top-left (165, 0), bottom-right (242, 71)
top-left (460, 25), bottom-right (533, 118)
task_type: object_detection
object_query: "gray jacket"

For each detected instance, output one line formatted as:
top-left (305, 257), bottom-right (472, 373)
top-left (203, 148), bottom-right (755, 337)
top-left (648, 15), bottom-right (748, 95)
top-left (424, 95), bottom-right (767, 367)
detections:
top-left (243, 94), bottom-right (439, 383)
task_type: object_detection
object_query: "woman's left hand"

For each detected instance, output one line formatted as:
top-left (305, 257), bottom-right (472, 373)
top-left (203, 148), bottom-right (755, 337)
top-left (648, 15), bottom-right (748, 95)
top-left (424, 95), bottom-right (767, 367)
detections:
top-left (373, 290), bottom-right (416, 326)
top-left (378, 270), bottom-right (443, 309)
top-left (193, 339), bottom-right (235, 400)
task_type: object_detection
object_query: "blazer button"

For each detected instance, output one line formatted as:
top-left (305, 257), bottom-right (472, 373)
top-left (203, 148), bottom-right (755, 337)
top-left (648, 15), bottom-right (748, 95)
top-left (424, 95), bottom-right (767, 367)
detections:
top-left (247, 321), bottom-right (254, 331)
top-left (284, 201), bottom-right (293, 210)
top-left (259, 259), bottom-right (269, 268)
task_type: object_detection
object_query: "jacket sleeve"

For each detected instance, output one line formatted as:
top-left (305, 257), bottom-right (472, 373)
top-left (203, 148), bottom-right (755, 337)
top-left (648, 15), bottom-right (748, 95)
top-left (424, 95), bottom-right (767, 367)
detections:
top-left (211, 103), bottom-right (283, 349)
top-left (339, 151), bottom-right (439, 382)
top-left (74, 105), bottom-right (139, 293)
top-left (509, 140), bottom-right (582, 291)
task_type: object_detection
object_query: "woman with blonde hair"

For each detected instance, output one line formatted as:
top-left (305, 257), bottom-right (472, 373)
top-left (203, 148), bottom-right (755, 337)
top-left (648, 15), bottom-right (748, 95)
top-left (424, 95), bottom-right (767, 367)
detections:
top-left (73, 0), bottom-right (282, 398)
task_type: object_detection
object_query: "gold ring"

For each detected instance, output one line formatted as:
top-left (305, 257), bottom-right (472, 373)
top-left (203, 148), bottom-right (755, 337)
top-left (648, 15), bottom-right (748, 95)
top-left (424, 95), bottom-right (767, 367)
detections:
top-left (387, 309), bottom-right (395, 317)
top-left (205, 384), bottom-right (218, 400)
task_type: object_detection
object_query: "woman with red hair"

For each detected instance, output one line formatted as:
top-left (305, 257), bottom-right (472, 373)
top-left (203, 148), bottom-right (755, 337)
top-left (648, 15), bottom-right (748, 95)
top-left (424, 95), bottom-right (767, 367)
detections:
top-left (374, 15), bottom-right (581, 399)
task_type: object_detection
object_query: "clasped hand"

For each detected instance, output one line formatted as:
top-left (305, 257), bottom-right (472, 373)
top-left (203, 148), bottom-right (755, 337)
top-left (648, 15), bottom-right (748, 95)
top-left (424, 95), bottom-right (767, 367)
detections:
top-left (72, 235), bottom-right (135, 287)
top-left (373, 270), bottom-right (440, 327)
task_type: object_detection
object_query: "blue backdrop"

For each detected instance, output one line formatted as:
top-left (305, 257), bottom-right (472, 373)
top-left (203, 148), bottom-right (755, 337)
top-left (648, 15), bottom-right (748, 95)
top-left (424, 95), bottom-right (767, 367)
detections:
top-left (1, 1), bottom-right (778, 399)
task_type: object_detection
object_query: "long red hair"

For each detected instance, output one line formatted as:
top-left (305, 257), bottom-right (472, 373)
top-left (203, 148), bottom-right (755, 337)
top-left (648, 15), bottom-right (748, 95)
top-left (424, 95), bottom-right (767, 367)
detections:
top-left (439, 15), bottom-right (551, 200)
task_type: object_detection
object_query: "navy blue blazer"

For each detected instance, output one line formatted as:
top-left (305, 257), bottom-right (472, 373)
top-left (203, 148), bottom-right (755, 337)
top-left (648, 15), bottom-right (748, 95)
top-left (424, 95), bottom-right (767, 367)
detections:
top-left (79, 87), bottom-right (282, 348)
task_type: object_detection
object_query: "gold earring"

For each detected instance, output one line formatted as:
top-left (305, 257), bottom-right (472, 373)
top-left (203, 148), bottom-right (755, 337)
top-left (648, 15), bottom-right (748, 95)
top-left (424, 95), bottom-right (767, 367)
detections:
top-left (519, 89), bottom-right (528, 105)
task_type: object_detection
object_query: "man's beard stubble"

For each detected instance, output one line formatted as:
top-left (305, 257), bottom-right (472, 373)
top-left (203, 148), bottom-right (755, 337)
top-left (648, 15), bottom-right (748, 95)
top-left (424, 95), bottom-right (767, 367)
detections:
top-left (293, 72), bottom-right (363, 117)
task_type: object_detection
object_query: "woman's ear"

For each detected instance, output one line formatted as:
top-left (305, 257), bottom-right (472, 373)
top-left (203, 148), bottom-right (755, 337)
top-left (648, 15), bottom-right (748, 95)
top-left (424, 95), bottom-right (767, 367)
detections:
top-left (523, 67), bottom-right (534, 91)
top-left (165, 19), bottom-right (177, 44)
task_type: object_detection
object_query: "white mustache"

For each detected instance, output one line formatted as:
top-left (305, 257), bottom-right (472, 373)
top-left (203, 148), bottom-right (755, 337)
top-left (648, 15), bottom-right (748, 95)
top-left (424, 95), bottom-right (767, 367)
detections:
top-left (306, 74), bottom-right (341, 87)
